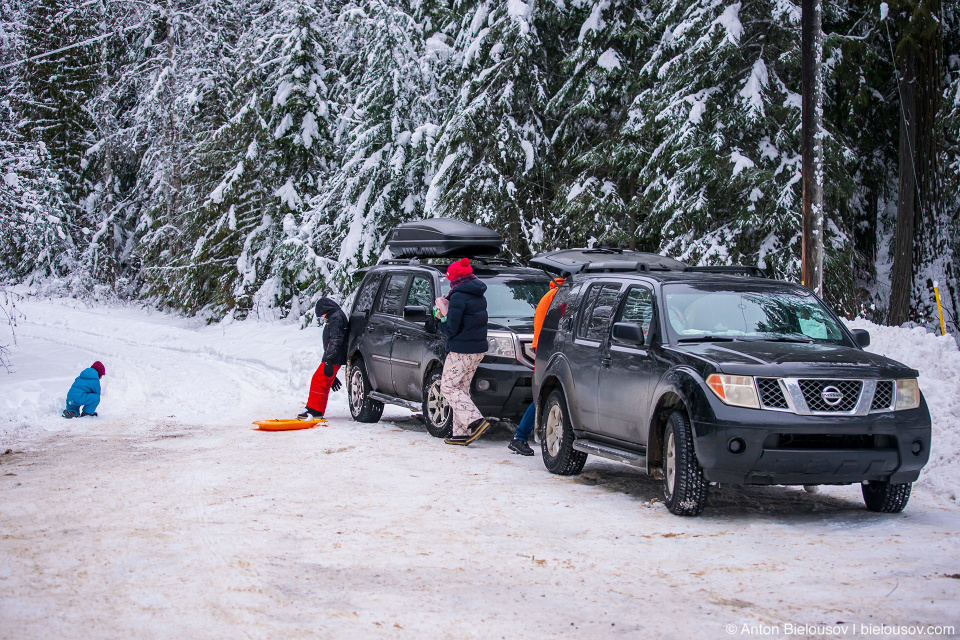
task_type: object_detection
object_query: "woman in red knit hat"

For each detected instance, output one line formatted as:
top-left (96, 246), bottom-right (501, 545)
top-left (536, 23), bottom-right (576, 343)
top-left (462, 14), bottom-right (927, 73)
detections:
top-left (435, 258), bottom-right (494, 445)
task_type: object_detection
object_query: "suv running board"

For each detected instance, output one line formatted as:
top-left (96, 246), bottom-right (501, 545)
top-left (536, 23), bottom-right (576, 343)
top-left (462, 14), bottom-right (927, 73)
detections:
top-left (369, 391), bottom-right (421, 412)
top-left (573, 440), bottom-right (647, 468)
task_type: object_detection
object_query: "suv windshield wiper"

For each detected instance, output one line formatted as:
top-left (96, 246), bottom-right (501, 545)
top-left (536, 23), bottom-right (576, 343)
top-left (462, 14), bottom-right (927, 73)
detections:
top-left (756, 335), bottom-right (815, 343)
top-left (675, 335), bottom-right (737, 343)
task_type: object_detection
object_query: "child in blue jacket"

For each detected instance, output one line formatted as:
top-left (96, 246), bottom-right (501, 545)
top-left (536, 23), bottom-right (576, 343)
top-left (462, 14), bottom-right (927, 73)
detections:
top-left (62, 361), bottom-right (105, 418)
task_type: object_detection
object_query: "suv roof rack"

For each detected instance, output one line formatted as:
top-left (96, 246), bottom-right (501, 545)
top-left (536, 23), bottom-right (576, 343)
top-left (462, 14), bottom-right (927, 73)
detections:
top-left (530, 248), bottom-right (688, 276)
top-left (580, 261), bottom-right (672, 274)
top-left (683, 265), bottom-right (768, 278)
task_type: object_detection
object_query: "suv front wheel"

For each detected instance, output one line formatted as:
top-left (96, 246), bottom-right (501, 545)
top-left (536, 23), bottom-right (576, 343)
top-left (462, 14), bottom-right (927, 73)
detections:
top-left (348, 359), bottom-right (384, 423)
top-left (662, 410), bottom-right (709, 516)
top-left (861, 480), bottom-right (911, 513)
top-left (422, 369), bottom-right (452, 438)
top-left (540, 389), bottom-right (587, 476)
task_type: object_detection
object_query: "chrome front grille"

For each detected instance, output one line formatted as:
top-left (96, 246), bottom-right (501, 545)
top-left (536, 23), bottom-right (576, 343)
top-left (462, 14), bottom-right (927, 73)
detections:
top-left (756, 378), bottom-right (789, 409)
top-left (519, 338), bottom-right (535, 367)
top-left (753, 377), bottom-right (888, 416)
top-left (871, 380), bottom-right (894, 411)
top-left (798, 379), bottom-right (862, 412)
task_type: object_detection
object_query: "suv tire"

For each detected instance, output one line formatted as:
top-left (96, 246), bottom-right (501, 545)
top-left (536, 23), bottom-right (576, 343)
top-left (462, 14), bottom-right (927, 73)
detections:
top-left (861, 480), bottom-right (911, 513)
top-left (422, 369), bottom-right (453, 438)
top-left (348, 359), bottom-right (384, 423)
top-left (540, 389), bottom-right (587, 476)
top-left (662, 410), bottom-right (709, 516)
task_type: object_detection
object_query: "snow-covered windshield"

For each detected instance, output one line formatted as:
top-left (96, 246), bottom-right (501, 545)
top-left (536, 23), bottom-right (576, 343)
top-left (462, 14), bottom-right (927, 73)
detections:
top-left (663, 283), bottom-right (848, 344)
top-left (441, 277), bottom-right (550, 319)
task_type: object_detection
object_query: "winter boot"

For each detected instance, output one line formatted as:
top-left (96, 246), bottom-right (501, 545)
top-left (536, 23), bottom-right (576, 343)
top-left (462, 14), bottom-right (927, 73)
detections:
top-left (461, 418), bottom-right (493, 444)
top-left (62, 409), bottom-right (78, 419)
top-left (298, 407), bottom-right (323, 420)
top-left (508, 438), bottom-right (534, 456)
top-left (80, 410), bottom-right (98, 417)
top-left (444, 434), bottom-right (471, 446)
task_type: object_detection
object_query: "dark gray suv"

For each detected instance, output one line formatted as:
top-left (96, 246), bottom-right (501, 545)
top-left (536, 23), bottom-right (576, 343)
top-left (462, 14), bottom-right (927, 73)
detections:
top-left (532, 261), bottom-right (932, 516)
top-left (344, 221), bottom-right (551, 437)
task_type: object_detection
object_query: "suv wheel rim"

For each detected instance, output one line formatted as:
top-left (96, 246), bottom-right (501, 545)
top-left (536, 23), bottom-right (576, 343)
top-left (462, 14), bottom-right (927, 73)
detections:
top-left (350, 368), bottom-right (365, 414)
top-left (427, 380), bottom-right (450, 427)
top-left (545, 403), bottom-right (562, 457)
top-left (665, 431), bottom-right (677, 497)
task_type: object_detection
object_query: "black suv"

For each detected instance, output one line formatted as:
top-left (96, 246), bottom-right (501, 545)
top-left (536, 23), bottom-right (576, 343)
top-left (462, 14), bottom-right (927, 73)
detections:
top-left (532, 257), bottom-right (932, 516)
top-left (345, 220), bottom-right (552, 437)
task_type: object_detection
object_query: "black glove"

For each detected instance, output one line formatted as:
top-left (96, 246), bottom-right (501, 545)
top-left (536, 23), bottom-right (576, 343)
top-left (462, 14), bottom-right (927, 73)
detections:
top-left (331, 377), bottom-right (342, 392)
top-left (324, 362), bottom-right (334, 377)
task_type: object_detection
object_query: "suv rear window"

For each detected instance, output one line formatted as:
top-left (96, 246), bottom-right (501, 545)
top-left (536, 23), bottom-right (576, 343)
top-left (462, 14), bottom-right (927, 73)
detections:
top-left (376, 274), bottom-right (409, 316)
top-left (578, 283), bottom-right (622, 341)
top-left (354, 273), bottom-right (383, 314)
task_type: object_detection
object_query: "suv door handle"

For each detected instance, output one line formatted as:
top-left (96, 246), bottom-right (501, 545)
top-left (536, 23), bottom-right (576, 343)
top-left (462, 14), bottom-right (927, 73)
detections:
top-left (601, 356), bottom-right (612, 367)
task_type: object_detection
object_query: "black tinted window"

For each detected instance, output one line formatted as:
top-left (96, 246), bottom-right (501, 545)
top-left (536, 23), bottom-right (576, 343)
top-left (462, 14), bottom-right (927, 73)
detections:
top-left (354, 273), bottom-right (383, 314)
top-left (616, 286), bottom-right (654, 344)
top-left (578, 283), bottom-right (621, 341)
top-left (405, 275), bottom-right (434, 308)
top-left (376, 274), bottom-right (409, 316)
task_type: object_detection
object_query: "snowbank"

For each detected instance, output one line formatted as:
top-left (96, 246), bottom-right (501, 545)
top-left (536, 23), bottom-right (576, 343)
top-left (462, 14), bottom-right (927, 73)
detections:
top-left (0, 297), bottom-right (323, 441)
top-left (846, 318), bottom-right (960, 503)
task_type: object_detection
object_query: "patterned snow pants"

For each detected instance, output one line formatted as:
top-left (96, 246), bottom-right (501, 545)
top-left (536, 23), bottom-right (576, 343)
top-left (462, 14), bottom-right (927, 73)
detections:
top-left (440, 351), bottom-right (485, 437)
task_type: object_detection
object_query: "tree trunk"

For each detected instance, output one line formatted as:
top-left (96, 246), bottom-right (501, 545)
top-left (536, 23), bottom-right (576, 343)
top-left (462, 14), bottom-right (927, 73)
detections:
top-left (888, 43), bottom-right (917, 327)
top-left (801, 0), bottom-right (824, 296)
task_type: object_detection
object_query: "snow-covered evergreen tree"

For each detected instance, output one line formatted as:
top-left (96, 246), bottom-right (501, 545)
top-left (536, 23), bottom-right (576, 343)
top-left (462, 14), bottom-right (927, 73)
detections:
top-left (547, 0), bottom-right (654, 250)
top-left (308, 0), bottom-right (454, 289)
top-left (427, 0), bottom-right (558, 258)
top-left (631, 0), bottom-right (810, 282)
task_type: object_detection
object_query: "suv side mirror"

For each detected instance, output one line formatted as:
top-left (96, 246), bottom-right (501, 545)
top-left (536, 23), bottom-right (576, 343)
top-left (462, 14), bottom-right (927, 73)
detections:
top-left (612, 322), bottom-right (645, 345)
top-left (403, 305), bottom-right (429, 323)
top-left (851, 328), bottom-right (870, 348)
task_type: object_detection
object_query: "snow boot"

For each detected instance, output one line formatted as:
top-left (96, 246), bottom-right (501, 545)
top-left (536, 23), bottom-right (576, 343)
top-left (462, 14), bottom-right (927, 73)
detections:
top-left (80, 410), bottom-right (98, 417)
top-left (298, 407), bottom-right (323, 420)
top-left (444, 434), bottom-right (470, 446)
top-left (508, 438), bottom-right (534, 456)
top-left (62, 409), bottom-right (78, 419)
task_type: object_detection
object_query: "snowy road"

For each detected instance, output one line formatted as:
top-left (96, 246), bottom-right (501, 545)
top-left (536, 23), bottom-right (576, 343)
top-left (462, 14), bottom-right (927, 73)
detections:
top-left (1, 299), bottom-right (959, 639)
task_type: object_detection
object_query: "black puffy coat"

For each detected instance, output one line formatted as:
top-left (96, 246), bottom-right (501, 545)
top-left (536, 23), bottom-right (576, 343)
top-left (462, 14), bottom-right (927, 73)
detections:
top-left (315, 297), bottom-right (349, 365)
top-left (438, 277), bottom-right (488, 354)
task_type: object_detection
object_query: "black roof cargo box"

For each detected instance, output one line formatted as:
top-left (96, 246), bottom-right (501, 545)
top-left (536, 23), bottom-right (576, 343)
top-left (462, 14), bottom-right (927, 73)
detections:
top-left (530, 248), bottom-right (688, 276)
top-left (387, 219), bottom-right (503, 258)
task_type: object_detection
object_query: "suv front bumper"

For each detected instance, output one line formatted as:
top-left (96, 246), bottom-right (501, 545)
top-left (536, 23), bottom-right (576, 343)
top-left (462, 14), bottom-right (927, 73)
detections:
top-left (691, 401), bottom-right (932, 486)
top-left (470, 360), bottom-right (535, 421)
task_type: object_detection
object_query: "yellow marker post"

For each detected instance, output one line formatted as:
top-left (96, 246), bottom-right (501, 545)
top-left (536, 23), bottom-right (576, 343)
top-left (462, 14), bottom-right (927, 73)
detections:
top-left (933, 281), bottom-right (947, 336)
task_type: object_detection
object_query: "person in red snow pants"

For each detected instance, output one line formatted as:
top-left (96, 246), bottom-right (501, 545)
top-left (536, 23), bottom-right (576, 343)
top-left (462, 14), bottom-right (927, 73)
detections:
top-left (306, 363), bottom-right (341, 417)
top-left (299, 297), bottom-right (349, 420)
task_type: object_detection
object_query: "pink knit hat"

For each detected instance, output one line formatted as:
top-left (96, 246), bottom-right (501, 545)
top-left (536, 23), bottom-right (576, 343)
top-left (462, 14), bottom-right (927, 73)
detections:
top-left (91, 361), bottom-right (105, 378)
top-left (446, 258), bottom-right (473, 281)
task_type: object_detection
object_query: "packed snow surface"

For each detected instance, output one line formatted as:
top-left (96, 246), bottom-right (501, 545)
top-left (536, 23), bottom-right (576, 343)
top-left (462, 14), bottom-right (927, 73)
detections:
top-left (1, 297), bottom-right (958, 638)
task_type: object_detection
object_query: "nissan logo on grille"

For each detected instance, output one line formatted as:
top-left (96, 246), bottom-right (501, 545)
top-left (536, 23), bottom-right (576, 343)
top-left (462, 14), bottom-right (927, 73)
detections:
top-left (820, 385), bottom-right (844, 406)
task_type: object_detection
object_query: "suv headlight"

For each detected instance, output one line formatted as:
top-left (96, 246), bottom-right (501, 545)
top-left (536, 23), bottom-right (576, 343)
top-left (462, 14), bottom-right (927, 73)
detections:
top-left (706, 374), bottom-right (761, 409)
top-left (894, 378), bottom-right (921, 410)
top-left (486, 331), bottom-right (518, 359)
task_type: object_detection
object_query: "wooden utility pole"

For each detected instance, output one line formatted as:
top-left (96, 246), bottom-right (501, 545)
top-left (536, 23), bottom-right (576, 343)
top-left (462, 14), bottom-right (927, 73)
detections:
top-left (801, 0), bottom-right (824, 296)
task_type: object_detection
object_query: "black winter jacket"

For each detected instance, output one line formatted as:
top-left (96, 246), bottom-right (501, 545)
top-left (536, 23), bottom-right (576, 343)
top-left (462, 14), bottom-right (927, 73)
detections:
top-left (316, 297), bottom-right (349, 365)
top-left (438, 277), bottom-right (488, 354)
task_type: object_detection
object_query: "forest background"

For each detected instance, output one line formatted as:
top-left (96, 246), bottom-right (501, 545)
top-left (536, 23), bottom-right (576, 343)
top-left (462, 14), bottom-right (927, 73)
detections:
top-left (1, 0), bottom-right (958, 338)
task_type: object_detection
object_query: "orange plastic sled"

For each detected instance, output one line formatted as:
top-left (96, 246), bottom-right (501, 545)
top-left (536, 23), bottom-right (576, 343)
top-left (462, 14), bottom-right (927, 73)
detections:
top-left (253, 418), bottom-right (327, 431)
